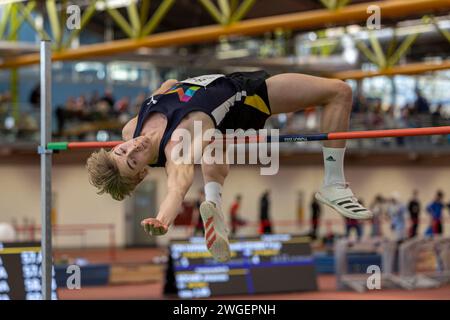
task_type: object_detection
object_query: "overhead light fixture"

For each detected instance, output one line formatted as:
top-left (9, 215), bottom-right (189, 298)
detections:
top-left (346, 25), bottom-right (361, 35)
top-left (95, 0), bottom-right (137, 11)
top-left (341, 35), bottom-right (358, 65)
top-left (307, 32), bottom-right (317, 41)
top-left (0, 0), bottom-right (27, 5)
top-left (216, 49), bottom-right (250, 60)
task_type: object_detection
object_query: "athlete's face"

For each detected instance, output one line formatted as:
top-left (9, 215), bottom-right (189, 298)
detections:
top-left (111, 136), bottom-right (152, 178)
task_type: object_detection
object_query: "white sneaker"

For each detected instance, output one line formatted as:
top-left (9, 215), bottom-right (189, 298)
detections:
top-left (315, 183), bottom-right (373, 219)
top-left (200, 201), bottom-right (231, 262)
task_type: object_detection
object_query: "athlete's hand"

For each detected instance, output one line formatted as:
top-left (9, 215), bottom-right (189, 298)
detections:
top-left (141, 218), bottom-right (168, 236)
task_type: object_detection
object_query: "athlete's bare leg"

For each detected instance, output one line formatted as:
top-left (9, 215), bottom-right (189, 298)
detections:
top-left (266, 73), bottom-right (351, 147)
top-left (266, 73), bottom-right (372, 219)
top-left (202, 163), bottom-right (229, 189)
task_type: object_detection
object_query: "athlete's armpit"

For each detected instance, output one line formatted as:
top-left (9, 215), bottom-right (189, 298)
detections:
top-left (152, 79), bottom-right (179, 95)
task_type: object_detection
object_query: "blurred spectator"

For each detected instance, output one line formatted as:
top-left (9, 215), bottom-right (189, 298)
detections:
top-left (408, 190), bottom-right (421, 238)
top-left (398, 107), bottom-right (411, 128)
top-left (424, 214), bottom-right (434, 238)
top-left (369, 194), bottom-right (384, 237)
top-left (345, 198), bottom-right (365, 240)
top-left (66, 96), bottom-right (77, 111)
top-left (426, 190), bottom-right (445, 235)
top-left (95, 99), bottom-right (112, 115)
top-left (115, 96), bottom-right (130, 114)
top-left (89, 90), bottom-right (100, 107)
top-left (398, 107), bottom-right (413, 145)
top-left (367, 99), bottom-right (384, 130)
top-left (414, 89), bottom-right (430, 114)
top-left (55, 97), bottom-right (74, 135)
top-left (310, 194), bottom-right (321, 240)
top-left (387, 192), bottom-right (407, 243)
top-left (75, 95), bottom-right (88, 112)
top-left (55, 96), bottom-right (85, 135)
top-left (29, 84), bottom-right (40, 109)
top-left (296, 191), bottom-right (305, 225)
top-left (259, 190), bottom-right (272, 234)
top-left (229, 194), bottom-right (246, 236)
top-left (322, 220), bottom-right (336, 251)
top-left (383, 105), bottom-right (396, 129)
top-left (405, 102), bottom-right (416, 117)
top-left (351, 95), bottom-right (368, 114)
top-left (431, 104), bottom-right (443, 126)
top-left (431, 104), bottom-right (445, 145)
top-left (99, 88), bottom-right (115, 110)
top-left (345, 218), bottom-right (362, 240)
top-left (55, 104), bottom-right (65, 135)
top-left (382, 106), bottom-right (399, 146)
top-left (54, 88), bottom-right (127, 136)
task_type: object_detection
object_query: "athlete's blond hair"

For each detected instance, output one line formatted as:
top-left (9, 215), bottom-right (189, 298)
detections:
top-left (86, 148), bottom-right (143, 201)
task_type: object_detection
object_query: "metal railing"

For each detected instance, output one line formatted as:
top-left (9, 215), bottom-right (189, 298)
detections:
top-left (12, 223), bottom-right (117, 261)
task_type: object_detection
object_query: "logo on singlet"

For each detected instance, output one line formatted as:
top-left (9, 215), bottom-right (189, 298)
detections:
top-left (165, 85), bottom-right (200, 102)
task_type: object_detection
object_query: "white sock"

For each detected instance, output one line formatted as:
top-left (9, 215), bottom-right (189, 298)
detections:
top-left (204, 182), bottom-right (223, 208)
top-left (322, 147), bottom-right (346, 186)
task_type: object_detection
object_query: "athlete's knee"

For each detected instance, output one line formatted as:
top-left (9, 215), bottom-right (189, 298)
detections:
top-left (215, 164), bottom-right (229, 178)
top-left (330, 79), bottom-right (353, 107)
top-left (328, 79), bottom-right (353, 113)
top-left (202, 163), bottom-right (229, 181)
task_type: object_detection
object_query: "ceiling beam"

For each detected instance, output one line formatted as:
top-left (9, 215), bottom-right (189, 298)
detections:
top-left (1, 0), bottom-right (449, 69)
top-left (331, 59), bottom-right (450, 80)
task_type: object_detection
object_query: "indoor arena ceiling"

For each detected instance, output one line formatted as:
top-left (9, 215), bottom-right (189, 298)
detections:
top-left (85, 0), bottom-right (450, 35)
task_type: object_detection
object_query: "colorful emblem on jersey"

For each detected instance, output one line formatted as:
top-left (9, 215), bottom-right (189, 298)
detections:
top-left (166, 85), bottom-right (200, 102)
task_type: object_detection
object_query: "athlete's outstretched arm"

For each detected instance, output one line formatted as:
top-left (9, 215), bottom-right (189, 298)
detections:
top-left (140, 115), bottom-right (213, 236)
top-left (141, 161), bottom-right (194, 235)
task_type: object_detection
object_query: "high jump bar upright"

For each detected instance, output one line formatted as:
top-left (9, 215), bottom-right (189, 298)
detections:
top-left (38, 40), bottom-right (53, 300)
top-left (47, 126), bottom-right (450, 150)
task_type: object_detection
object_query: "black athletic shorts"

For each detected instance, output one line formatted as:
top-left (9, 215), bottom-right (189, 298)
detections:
top-left (219, 70), bottom-right (272, 132)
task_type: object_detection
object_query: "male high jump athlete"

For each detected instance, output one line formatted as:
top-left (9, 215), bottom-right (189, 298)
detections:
top-left (87, 71), bottom-right (372, 262)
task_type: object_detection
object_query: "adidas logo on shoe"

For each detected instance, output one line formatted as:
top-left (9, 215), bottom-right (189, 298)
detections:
top-left (326, 156), bottom-right (336, 162)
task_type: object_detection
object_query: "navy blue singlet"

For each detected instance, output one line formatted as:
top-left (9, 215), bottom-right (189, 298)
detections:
top-left (133, 71), bottom-right (271, 167)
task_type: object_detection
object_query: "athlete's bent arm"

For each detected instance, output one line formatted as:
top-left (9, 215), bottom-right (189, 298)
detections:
top-left (153, 79), bottom-right (178, 95)
top-left (141, 161), bottom-right (194, 235)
